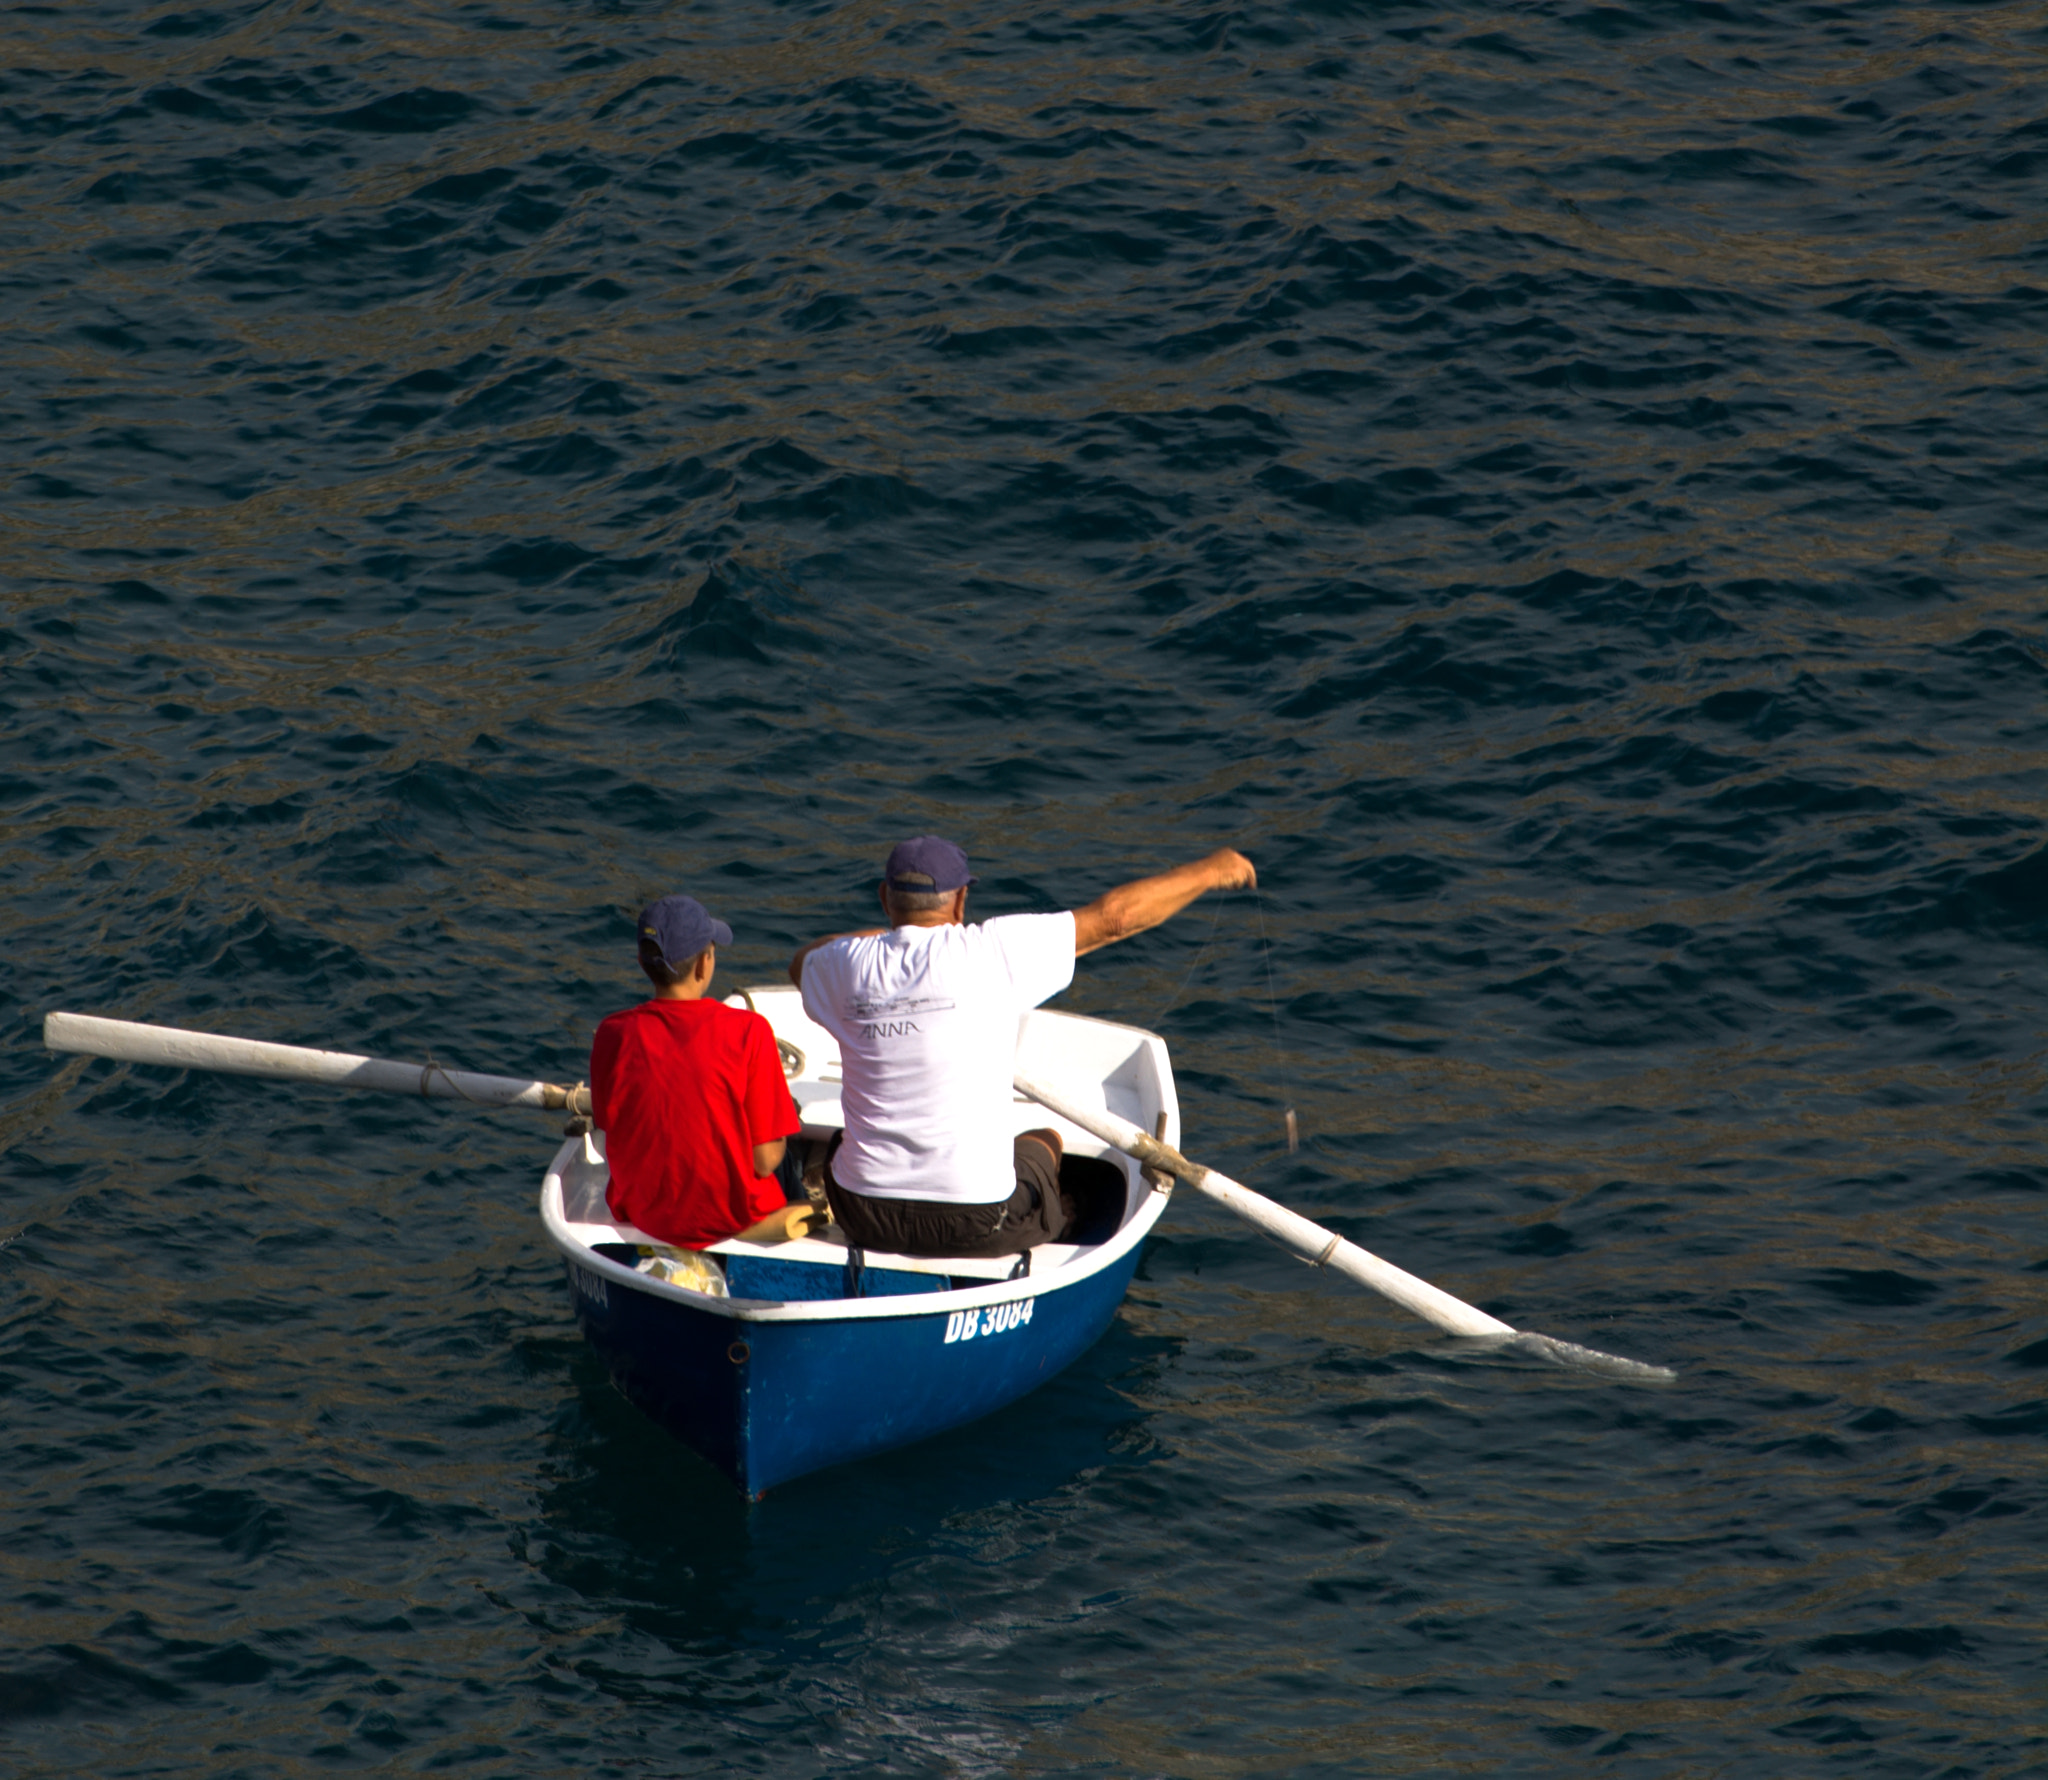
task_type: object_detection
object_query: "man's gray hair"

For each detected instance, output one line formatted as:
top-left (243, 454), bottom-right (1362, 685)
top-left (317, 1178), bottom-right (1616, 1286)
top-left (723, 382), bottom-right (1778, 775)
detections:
top-left (885, 887), bottom-right (951, 915)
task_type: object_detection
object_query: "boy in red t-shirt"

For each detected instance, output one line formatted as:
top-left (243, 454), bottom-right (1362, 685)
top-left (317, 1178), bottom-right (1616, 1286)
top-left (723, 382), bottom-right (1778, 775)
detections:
top-left (590, 895), bottom-right (806, 1249)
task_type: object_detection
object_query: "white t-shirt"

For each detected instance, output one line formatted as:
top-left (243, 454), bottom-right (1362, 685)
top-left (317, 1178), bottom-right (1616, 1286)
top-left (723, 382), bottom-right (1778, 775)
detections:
top-left (799, 912), bottom-right (1077, 1203)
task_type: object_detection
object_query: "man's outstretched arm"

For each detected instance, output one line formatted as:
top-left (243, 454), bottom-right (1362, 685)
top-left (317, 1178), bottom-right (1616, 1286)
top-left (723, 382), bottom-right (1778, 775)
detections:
top-left (1072, 849), bottom-right (1257, 957)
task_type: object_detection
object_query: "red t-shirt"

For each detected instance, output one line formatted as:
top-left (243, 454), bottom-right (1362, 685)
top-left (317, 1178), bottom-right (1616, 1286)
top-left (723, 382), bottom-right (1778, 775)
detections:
top-left (589, 998), bottom-right (802, 1249)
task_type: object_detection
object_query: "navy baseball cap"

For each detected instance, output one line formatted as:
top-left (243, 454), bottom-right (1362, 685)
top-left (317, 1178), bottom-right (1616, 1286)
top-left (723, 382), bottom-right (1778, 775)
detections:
top-left (883, 835), bottom-right (977, 893)
top-left (637, 895), bottom-right (733, 967)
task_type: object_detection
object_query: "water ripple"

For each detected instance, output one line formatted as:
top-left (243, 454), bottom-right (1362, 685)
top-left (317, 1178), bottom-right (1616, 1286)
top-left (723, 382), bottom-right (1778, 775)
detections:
top-left (3, 0), bottom-right (2044, 1773)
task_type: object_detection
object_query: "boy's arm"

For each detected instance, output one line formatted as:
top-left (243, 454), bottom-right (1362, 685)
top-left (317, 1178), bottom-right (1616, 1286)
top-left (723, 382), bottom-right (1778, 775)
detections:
top-left (586, 1017), bottom-right (621, 1128)
top-left (745, 1015), bottom-right (803, 1178)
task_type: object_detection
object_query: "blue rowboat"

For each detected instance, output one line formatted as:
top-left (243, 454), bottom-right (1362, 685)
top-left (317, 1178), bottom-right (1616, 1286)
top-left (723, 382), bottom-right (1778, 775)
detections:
top-left (540, 987), bottom-right (1178, 1497)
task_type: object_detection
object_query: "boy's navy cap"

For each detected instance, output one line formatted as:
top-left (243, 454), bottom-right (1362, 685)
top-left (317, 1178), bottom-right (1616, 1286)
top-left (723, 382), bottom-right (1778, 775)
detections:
top-left (637, 895), bottom-right (732, 965)
top-left (884, 835), bottom-right (977, 893)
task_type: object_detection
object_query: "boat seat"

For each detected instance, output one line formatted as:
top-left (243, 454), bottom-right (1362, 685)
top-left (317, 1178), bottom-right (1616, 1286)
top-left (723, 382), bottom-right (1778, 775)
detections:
top-left (707, 1228), bottom-right (1024, 1281)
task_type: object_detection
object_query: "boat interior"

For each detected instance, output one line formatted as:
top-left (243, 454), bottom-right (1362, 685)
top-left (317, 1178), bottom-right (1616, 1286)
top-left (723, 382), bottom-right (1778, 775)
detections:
top-left (546, 990), bottom-right (1179, 1304)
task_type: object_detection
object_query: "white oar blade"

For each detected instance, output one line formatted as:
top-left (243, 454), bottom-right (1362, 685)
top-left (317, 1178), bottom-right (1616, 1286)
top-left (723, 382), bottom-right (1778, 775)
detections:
top-left (42, 1011), bottom-right (582, 1112)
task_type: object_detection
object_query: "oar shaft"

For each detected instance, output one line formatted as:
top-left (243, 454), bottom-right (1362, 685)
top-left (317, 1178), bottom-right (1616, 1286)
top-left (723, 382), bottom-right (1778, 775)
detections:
top-left (43, 1011), bottom-right (591, 1115)
top-left (1014, 1071), bottom-right (1513, 1339)
top-left (1191, 1161), bottom-right (1515, 1338)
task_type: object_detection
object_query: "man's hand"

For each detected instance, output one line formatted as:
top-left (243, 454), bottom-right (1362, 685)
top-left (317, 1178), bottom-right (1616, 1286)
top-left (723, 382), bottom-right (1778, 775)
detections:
top-left (1200, 848), bottom-right (1258, 892)
top-left (1072, 848), bottom-right (1258, 957)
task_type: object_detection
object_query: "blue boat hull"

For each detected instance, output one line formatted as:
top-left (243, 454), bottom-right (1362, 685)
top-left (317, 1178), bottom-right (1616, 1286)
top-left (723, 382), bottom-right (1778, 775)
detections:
top-left (562, 1246), bottom-right (1147, 1496)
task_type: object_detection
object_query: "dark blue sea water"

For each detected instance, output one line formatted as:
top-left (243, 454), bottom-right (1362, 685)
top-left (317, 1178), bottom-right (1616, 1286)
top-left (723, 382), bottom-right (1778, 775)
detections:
top-left (4, 0), bottom-right (2044, 1772)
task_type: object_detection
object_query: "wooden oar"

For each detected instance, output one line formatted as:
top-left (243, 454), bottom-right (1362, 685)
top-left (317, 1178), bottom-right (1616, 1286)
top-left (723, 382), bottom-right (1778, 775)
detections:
top-left (1014, 1071), bottom-right (1674, 1381)
top-left (42, 1011), bottom-right (591, 1114)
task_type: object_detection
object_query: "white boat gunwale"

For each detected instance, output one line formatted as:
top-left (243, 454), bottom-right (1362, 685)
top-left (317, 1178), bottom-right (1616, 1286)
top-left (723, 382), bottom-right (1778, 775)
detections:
top-left (541, 1148), bottom-right (1171, 1325)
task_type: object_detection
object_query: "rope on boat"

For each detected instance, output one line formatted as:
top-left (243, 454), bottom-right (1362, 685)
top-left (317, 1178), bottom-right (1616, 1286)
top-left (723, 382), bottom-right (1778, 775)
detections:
top-left (734, 987), bottom-right (805, 1077)
top-left (419, 1057), bottom-right (483, 1103)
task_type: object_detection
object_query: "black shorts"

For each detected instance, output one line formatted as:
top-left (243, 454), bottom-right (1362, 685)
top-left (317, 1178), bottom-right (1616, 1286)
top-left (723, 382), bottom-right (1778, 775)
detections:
top-left (825, 1133), bottom-right (1071, 1259)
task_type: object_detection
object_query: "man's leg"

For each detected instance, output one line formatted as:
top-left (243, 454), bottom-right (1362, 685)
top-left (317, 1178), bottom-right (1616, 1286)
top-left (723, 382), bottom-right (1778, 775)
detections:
top-left (822, 1132), bottom-right (1076, 1258)
top-left (1003, 1128), bottom-right (1074, 1248)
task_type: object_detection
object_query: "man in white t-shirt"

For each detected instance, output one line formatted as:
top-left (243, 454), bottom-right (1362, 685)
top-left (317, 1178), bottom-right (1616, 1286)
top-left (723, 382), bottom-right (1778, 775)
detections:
top-left (789, 835), bottom-right (1256, 1258)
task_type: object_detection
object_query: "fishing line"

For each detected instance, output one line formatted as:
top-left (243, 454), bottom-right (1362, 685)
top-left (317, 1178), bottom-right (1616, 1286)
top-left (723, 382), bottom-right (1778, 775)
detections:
top-left (1255, 889), bottom-right (1299, 1153)
top-left (1149, 897), bottom-right (1224, 1027)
